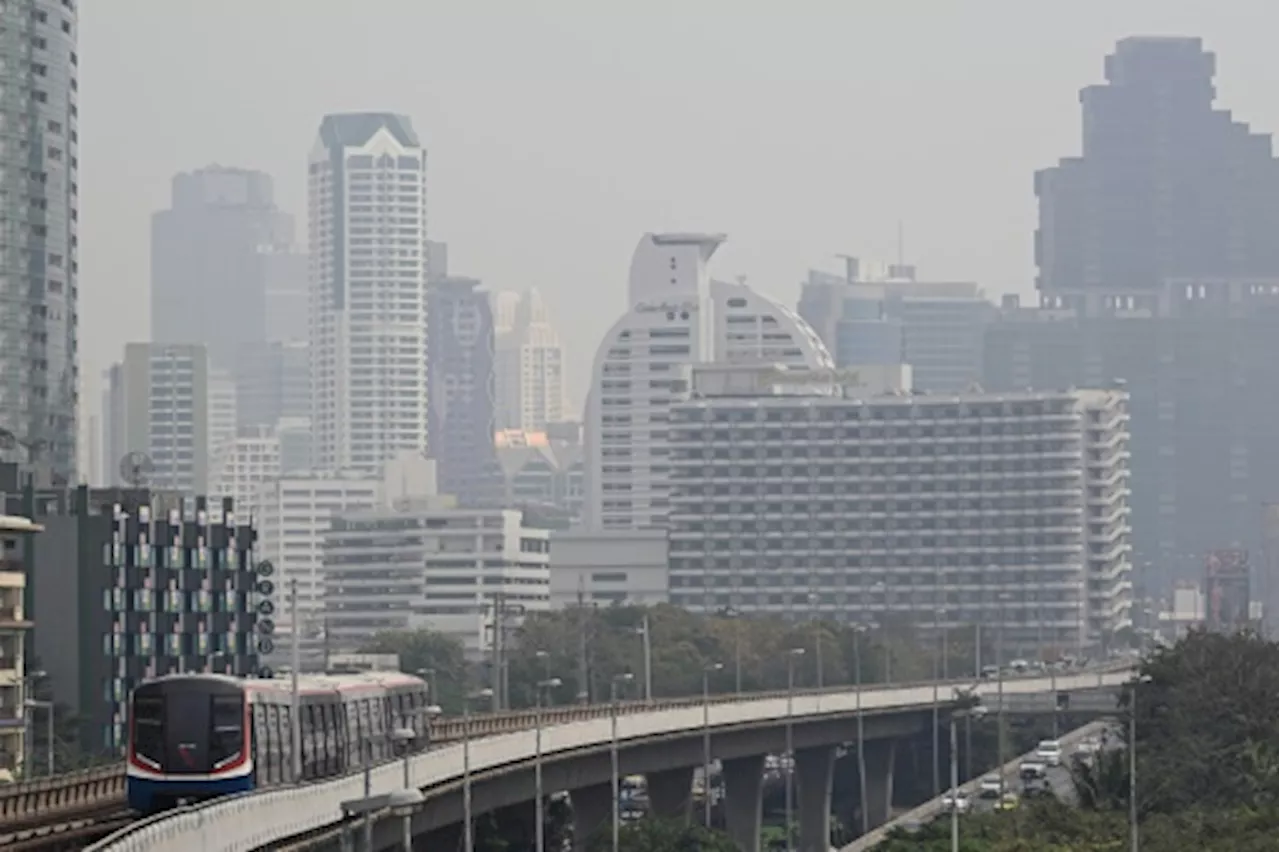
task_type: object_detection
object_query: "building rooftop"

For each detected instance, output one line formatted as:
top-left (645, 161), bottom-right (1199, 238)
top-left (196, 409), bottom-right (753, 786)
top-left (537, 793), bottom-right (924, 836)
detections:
top-left (318, 112), bottom-right (420, 149)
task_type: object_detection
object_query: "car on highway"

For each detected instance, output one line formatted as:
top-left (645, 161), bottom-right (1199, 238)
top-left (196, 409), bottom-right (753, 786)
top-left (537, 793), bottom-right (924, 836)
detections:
top-left (980, 664), bottom-right (1000, 680)
top-left (978, 774), bottom-right (1005, 798)
top-left (996, 791), bottom-right (1020, 811)
top-left (941, 791), bottom-right (972, 813)
top-left (1036, 739), bottom-right (1064, 767)
top-left (1019, 759), bottom-right (1048, 781)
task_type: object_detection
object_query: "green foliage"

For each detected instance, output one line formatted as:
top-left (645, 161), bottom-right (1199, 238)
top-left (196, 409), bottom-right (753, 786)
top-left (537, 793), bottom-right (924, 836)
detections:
top-left (585, 818), bottom-right (738, 852)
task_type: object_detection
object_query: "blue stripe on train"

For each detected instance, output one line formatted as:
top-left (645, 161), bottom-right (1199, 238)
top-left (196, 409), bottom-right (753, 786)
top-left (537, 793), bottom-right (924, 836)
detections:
top-left (126, 772), bottom-right (256, 813)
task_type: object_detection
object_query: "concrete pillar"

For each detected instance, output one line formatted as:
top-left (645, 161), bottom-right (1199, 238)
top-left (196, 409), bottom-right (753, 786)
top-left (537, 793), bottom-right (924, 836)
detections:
top-left (862, 739), bottom-right (897, 830)
top-left (721, 755), bottom-right (765, 852)
top-left (572, 782), bottom-right (613, 851)
top-left (646, 766), bottom-right (694, 822)
top-left (795, 746), bottom-right (835, 852)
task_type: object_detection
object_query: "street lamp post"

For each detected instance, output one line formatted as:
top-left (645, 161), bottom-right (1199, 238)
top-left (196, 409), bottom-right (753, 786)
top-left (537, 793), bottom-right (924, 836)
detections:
top-left (701, 662), bottom-right (723, 828)
top-left (635, 616), bottom-right (653, 702)
top-left (948, 692), bottom-right (987, 852)
top-left (463, 687), bottom-right (494, 852)
top-left (534, 676), bottom-right (562, 852)
top-left (1129, 674), bottom-right (1152, 852)
top-left (288, 578), bottom-right (302, 783)
top-left (609, 673), bottom-right (634, 852)
top-left (996, 592), bottom-right (1013, 791)
top-left (784, 647), bottom-right (804, 852)
top-left (852, 625), bottom-right (869, 836)
top-left (807, 593), bottom-right (824, 688)
top-left (22, 699), bottom-right (52, 777)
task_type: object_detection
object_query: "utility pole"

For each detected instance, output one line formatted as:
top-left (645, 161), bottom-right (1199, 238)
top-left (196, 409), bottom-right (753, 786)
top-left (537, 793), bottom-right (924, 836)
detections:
top-left (489, 592), bottom-right (505, 712)
top-left (576, 579), bottom-right (590, 704)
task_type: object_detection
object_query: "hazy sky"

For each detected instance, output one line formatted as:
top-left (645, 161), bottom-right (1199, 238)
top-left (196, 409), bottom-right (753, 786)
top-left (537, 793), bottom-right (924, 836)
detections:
top-left (78, 1), bottom-right (1277, 416)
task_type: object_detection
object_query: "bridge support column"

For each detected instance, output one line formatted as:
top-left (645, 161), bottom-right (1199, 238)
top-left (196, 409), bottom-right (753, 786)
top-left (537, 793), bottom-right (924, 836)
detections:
top-left (862, 739), bottom-right (897, 830)
top-left (721, 755), bottom-right (764, 852)
top-left (646, 766), bottom-right (693, 822)
top-left (571, 782), bottom-right (613, 851)
top-left (795, 746), bottom-right (835, 852)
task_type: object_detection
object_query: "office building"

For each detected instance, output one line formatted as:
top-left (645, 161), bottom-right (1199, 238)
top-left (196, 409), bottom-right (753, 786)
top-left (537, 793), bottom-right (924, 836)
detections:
top-left (0, 473), bottom-right (260, 756)
top-left (308, 113), bottom-right (429, 473)
top-left (426, 274), bottom-right (501, 504)
top-left (0, 1), bottom-right (79, 485)
top-left (323, 500), bottom-right (550, 656)
top-left (208, 368), bottom-right (238, 476)
top-left (253, 471), bottom-right (382, 629)
top-left (549, 529), bottom-right (669, 608)
top-left (983, 279), bottom-right (1278, 589)
top-left (0, 515), bottom-right (39, 778)
top-left (102, 344), bottom-right (212, 493)
top-left (797, 261), bottom-right (994, 392)
top-left (237, 339), bottom-right (310, 431)
top-left (1035, 37), bottom-right (1277, 295)
top-left (665, 365), bottom-right (1133, 654)
top-left (494, 289), bottom-right (567, 432)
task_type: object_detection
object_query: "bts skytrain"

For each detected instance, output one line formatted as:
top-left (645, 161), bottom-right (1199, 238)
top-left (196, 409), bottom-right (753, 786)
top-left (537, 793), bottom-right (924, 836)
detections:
top-left (126, 671), bottom-right (431, 813)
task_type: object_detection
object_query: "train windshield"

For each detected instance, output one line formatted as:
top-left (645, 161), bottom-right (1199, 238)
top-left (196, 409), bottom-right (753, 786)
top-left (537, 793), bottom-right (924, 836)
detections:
top-left (130, 679), bottom-right (245, 774)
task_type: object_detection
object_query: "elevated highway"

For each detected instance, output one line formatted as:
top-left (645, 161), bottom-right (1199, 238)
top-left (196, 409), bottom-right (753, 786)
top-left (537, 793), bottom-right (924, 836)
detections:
top-left (86, 664), bottom-right (1135, 852)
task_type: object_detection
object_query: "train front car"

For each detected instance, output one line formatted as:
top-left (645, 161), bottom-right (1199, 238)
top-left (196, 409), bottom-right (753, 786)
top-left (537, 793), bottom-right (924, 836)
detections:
top-left (126, 675), bottom-right (253, 813)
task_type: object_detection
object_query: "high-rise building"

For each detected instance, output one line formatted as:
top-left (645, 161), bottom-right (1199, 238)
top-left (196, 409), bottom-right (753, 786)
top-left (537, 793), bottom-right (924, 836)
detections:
top-left (494, 289), bottom-right (567, 432)
top-left (323, 500), bottom-right (550, 656)
top-left (208, 425), bottom-right (281, 516)
top-left (237, 340), bottom-right (310, 433)
top-left (102, 344), bottom-right (212, 493)
top-left (426, 275), bottom-right (501, 504)
top-left (151, 167), bottom-right (300, 378)
top-left (308, 113), bottom-right (428, 473)
top-left (797, 261), bottom-right (994, 392)
top-left (0, 1), bottom-right (79, 485)
top-left (584, 233), bottom-right (834, 531)
top-left (983, 280), bottom-right (1279, 589)
top-left (1035, 37), bottom-right (1278, 295)
top-left (666, 365), bottom-right (1133, 653)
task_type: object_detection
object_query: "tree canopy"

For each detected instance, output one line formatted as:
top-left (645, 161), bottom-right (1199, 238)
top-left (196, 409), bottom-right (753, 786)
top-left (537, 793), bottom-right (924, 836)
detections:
top-left (881, 628), bottom-right (1279, 852)
top-left (585, 818), bottom-right (738, 852)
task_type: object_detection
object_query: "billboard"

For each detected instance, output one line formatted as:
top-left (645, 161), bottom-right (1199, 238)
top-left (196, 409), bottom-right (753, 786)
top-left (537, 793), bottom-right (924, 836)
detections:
top-left (1204, 549), bottom-right (1251, 632)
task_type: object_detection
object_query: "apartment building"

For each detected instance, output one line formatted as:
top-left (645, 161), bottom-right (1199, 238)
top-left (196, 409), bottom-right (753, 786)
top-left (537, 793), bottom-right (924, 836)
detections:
top-left (665, 365), bottom-right (1133, 655)
top-left (0, 516), bottom-right (39, 778)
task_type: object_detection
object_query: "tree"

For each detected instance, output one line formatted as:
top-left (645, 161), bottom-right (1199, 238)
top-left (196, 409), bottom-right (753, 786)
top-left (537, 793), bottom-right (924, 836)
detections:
top-left (586, 818), bottom-right (738, 852)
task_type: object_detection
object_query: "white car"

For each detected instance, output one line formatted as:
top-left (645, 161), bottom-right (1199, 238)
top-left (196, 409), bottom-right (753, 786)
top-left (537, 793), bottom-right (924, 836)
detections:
top-left (1019, 760), bottom-right (1048, 780)
top-left (1036, 739), bottom-right (1063, 767)
top-left (941, 792), bottom-right (971, 813)
top-left (978, 774), bottom-right (1004, 798)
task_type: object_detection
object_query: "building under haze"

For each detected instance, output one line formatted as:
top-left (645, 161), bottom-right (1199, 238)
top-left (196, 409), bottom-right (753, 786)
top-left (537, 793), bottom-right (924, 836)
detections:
top-left (584, 233), bottom-right (834, 531)
top-left (102, 344), bottom-right (212, 494)
top-left (494, 289), bottom-right (567, 433)
top-left (0, 1), bottom-right (79, 484)
top-left (1035, 36), bottom-right (1278, 295)
top-left (426, 273), bottom-right (502, 504)
top-left (308, 113), bottom-right (429, 473)
top-left (150, 167), bottom-right (304, 421)
top-left (667, 366), bottom-right (1133, 654)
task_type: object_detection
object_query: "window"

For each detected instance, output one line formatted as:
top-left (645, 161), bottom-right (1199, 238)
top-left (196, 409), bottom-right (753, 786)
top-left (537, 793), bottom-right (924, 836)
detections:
top-left (210, 695), bottom-right (244, 769)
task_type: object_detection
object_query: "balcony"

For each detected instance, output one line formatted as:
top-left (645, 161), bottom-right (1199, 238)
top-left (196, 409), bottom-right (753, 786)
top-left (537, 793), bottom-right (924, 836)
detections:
top-left (0, 607), bottom-right (31, 630)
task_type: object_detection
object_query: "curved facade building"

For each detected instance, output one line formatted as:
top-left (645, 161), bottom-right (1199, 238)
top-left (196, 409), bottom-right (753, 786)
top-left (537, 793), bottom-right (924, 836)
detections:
top-left (0, 1), bottom-right (79, 483)
top-left (710, 278), bottom-right (833, 369)
top-left (584, 233), bottom-right (724, 530)
top-left (584, 234), bottom-right (834, 530)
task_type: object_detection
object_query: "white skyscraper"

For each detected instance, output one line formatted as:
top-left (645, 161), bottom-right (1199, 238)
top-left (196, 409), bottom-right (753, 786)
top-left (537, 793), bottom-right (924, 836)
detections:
top-left (494, 289), bottom-right (567, 432)
top-left (308, 113), bottom-right (429, 473)
top-left (584, 233), bottom-right (834, 531)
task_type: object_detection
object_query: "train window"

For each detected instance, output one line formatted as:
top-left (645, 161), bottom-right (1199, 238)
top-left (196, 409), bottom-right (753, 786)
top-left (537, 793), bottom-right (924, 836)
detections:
top-left (281, 705), bottom-right (293, 781)
top-left (252, 703), bottom-right (269, 768)
top-left (266, 704), bottom-right (281, 783)
top-left (132, 693), bottom-right (165, 767)
top-left (210, 695), bottom-right (244, 768)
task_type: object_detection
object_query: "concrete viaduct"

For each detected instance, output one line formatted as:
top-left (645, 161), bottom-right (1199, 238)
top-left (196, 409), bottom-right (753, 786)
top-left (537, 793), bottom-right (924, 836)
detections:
top-left (89, 666), bottom-right (1134, 852)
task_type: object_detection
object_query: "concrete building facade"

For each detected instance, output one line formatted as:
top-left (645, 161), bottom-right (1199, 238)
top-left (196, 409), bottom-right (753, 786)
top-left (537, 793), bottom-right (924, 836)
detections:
top-left (323, 501), bottom-right (550, 657)
top-left (103, 344), bottom-right (212, 493)
top-left (0, 1), bottom-right (80, 484)
top-left (665, 365), bottom-right (1133, 655)
top-left (0, 515), bottom-right (39, 778)
top-left (308, 113), bottom-right (429, 473)
top-left (548, 529), bottom-right (669, 609)
top-left (426, 275), bottom-right (501, 504)
top-left (494, 289), bottom-right (567, 433)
